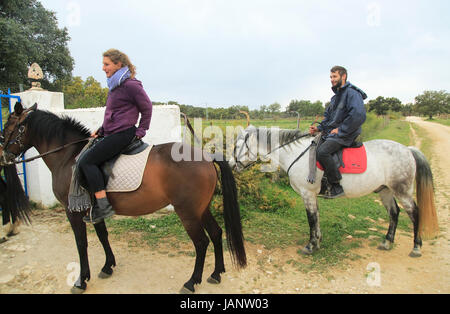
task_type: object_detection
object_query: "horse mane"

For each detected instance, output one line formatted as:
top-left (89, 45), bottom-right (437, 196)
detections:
top-left (249, 127), bottom-right (310, 151)
top-left (24, 110), bottom-right (91, 144)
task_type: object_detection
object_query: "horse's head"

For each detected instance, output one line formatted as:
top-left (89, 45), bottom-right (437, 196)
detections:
top-left (229, 125), bottom-right (258, 172)
top-left (0, 102), bottom-right (37, 166)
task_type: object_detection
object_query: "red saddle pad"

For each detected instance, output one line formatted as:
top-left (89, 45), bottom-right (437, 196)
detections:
top-left (317, 145), bottom-right (367, 174)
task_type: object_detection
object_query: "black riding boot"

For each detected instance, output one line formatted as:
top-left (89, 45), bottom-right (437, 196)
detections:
top-left (83, 197), bottom-right (115, 224)
top-left (324, 183), bottom-right (345, 199)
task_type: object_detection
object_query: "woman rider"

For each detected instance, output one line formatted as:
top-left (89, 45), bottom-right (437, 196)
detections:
top-left (80, 49), bottom-right (152, 224)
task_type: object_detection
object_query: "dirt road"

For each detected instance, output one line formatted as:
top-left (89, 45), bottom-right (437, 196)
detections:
top-left (0, 117), bottom-right (448, 294)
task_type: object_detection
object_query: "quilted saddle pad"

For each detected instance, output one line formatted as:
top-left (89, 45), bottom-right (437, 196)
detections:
top-left (316, 145), bottom-right (367, 174)
top-left (106, 145), bottom-right (152, 192)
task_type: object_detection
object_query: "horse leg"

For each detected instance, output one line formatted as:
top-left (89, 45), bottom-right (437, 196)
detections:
top-left (201, 208), bottom-right (225, 284)
top-left (177, 213), bottom-right (210, 293)
top-left (67, 211), bottom-right (91, 293)
top-left (6, 218), bottom-right (20, 237)
top-left (377, 188), bottom-right (400, 251)
top-left (1, 205), bottom-right (10, 243)
top-left (94, 220), bottom-right (116, 278)
top-left (394, 194), bottom-right (422, 257)
top-left (300, 190), bottom-right (322, 255)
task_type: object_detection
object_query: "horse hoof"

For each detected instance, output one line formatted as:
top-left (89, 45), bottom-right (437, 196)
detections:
top-left (70, 286), bottom-right (86, 294)
top-left (179, 285), bottom-right (195, 294)
top-left (301, 246), bottom-right (314, 255)
top-left (98, 270), bottom-right (113, 279)
top-left (7, 230), bottom-right (19, 237)
top-left (0, 237), bottom-right (8, 244)
top-left (300, 243), bottom-right (318, 255)
top-left (207, 276), bottom-right (221, 284)
top-left (377, 241), bottom-right (392, 251)
top-left (409, 248), bottom-right (422, 258)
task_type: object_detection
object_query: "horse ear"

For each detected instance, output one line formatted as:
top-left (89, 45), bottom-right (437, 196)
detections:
top-left (22, 103), bottom-right (38, 115)
top-left (28, 103), bottom-right (38, 112)
top-left (14, 102), bottom-right (24, 115)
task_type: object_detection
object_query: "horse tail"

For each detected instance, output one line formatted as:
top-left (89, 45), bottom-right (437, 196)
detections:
top-left (212, 156), bottom-right (247, 269)
top-left (3, 165), bottom-right (31, 225)
top-left (409, 147), bottom-right (439, 240)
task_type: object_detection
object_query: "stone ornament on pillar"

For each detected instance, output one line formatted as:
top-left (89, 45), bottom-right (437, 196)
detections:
top-left (27, 63), bottom-right (44, 90)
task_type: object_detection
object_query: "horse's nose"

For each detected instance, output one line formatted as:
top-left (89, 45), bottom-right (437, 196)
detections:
top-left (0, 151), bottom-right (6, 166)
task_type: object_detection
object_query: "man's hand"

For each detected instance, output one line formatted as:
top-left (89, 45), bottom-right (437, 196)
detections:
top-left (91, 131), bottom-right (98, 138)
top-left (330, 128), bottom-right (339, 135)
top-left (309, 125), bottom-right (319, 135)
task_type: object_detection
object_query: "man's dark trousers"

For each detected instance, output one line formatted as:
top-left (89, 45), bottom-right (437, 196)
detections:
top-left (317, 139), bottom-right (344, 184)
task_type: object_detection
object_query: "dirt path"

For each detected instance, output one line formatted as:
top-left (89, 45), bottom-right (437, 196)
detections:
top-left (0, 117), bottom-right (448, 294)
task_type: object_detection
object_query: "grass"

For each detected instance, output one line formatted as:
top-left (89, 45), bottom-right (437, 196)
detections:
top-left (427, 117), bottom-right (450, 127)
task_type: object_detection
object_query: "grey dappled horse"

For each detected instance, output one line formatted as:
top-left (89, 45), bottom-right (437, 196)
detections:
top-left (230, 126), bottom-right (439, 257)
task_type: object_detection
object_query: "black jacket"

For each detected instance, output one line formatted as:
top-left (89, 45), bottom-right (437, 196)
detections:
top-left (318, 82), bottom-right (367, 146)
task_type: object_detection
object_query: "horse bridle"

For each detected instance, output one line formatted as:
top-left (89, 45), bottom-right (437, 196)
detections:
top-left (0, 112), bottom-right (91, 165)
top-left (232, 130), bottom-right (312, 171)
top-left (0, 115), bottom-right (28, 165)
top-left (232, 132), bottom-right (259, 170)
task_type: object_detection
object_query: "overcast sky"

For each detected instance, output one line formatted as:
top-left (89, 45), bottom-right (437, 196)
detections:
top-left (40, 0), bottom-right (450, 109)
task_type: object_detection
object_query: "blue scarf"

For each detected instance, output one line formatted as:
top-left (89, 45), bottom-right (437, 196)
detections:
top-left (107, 66), bottom-right (131, 91)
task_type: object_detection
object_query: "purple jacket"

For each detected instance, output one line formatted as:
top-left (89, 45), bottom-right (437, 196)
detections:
top-left (100, 78), bottom-right (152, 138)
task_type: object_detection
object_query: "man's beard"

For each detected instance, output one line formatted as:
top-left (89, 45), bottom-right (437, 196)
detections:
top-left (333, 78), bottom-right (343, 88)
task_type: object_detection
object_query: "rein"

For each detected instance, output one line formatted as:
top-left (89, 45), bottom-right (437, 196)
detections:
top-left (5, 137), bottom-right (92, 165)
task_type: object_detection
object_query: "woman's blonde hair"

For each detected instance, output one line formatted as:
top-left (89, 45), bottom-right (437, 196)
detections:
top-left (103, 49), bottom-right (136, 78)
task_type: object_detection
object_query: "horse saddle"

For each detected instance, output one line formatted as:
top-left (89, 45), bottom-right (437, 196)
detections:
top-left (316, 142), bottom-right (367, 174)
top-left (80, 138), bottom-right (152, 192)
top-left (102, 139), bottom-right (152, 192)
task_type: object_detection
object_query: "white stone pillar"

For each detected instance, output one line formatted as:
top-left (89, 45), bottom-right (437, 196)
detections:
top-left (11, 90), bottom-right (65, 206)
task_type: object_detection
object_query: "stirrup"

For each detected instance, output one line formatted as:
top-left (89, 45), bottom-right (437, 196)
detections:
top-left (83, 207), bottom-right (94, 224)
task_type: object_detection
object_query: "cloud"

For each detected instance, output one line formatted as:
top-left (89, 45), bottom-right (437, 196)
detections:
top-left (40, 0), bottom-right (450, 108)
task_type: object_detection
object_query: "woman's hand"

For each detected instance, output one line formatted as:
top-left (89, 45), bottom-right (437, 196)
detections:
top-left (91, 127), bottom-right (103, 138)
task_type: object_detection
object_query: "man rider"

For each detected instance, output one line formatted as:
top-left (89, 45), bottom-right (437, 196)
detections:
top-left (309, 66), bottom-right (367, 198)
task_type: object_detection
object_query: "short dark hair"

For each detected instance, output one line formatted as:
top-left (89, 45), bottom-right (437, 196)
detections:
top-left (330, 66), bottom-right (347, 78)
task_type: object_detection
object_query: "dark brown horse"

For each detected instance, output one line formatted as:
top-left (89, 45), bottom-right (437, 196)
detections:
top-left (0, 103), bottom-right (246, 293)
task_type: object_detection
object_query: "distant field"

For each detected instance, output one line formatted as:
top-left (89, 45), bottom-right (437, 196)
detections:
top-left (428, 118), bottom-right (450, 127)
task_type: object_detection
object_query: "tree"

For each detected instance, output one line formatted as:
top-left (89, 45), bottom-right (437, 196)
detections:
top-left (268, 102), bottom-right (281, 114)
top-left (415, 90), bottom-right (449, 119)
top-left (0, 0), bottom-right (74, 92)
top-left (287, 99), bottom-right (323, 117)
top-left (368, 96), bottom-right (403, 115)
top-left (368, 96), bottom-right (390, 116)
top-left (402, 103), bottom-right (415, 117)
top-left (60, 76), bottom-right (108, 108)
top-left (385, 97), bottom-right (402, 112)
